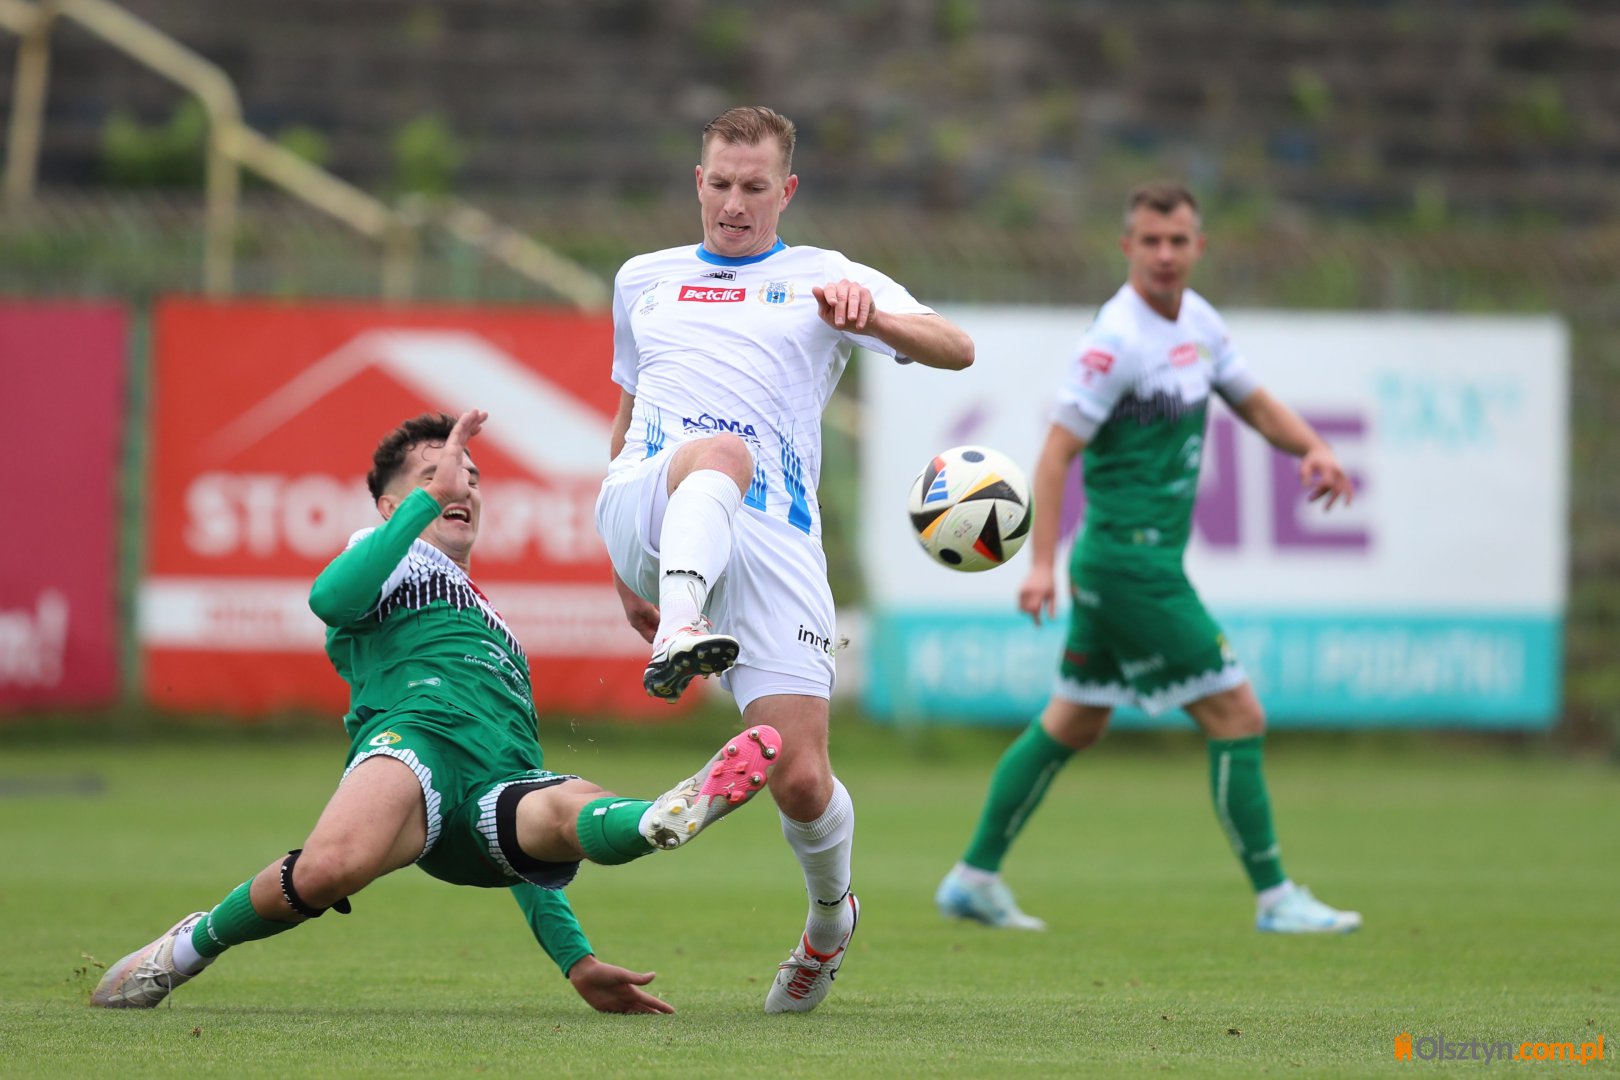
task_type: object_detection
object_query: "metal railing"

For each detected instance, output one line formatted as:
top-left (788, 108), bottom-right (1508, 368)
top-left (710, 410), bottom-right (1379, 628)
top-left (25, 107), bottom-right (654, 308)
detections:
top-left (0, 0), bottom-right (607, 307)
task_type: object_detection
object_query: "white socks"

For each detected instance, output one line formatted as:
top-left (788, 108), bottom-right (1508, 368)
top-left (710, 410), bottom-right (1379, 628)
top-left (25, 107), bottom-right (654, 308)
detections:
top-left (170, 926), bottom-right (213, 976)
top-left (780, 778), bottom-right (856, 954)
top-left (655, 469), bottom-right (743, 643)
top-left (1257, 879), bottom-right (1296, 912)
top-left (952, 861), bottom-right (998, 887)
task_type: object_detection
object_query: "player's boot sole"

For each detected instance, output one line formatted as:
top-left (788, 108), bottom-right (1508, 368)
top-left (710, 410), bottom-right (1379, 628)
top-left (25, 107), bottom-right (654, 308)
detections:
top-left (642, 632), bottom-right (740, 701)
top-left (642, 725), bottom-right (781, 849)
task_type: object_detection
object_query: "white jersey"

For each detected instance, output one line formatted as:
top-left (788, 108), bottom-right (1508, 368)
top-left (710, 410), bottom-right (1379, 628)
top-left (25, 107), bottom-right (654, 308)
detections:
top-left (1052, 283), bottom-right (1259, 442)
top-left (610, 240), bottom-right (934, 540)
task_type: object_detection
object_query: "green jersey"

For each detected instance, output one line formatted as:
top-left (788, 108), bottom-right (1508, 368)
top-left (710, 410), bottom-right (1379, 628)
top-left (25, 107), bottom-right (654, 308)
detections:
top-left (311, 487), bottom-right (538, 746)
top-left (310, 487), bottom-right (590, 977)
top-left (1052, 283), bottom-right (1259, 571)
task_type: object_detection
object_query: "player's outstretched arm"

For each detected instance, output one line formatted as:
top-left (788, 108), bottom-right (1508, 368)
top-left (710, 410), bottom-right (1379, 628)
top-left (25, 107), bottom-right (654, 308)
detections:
top-left (1231, 389), bottom-right (1354, 509)
top-left (1019, 423), bottom-right (1087, 626)
top-left (812, 279), bottom-right (974, 369)
top-left (567, 955), bottom-right (675, 1014)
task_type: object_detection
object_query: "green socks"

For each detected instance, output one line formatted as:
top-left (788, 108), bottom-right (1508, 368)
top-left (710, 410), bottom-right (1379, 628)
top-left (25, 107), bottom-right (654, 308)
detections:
top-left (1208, 735), bottom-right (1287, 892)
top-left (190, 880), bottom-right (299, 959)
top-left (962, 719), bottom-right (1075, 872)
top-left (575, 797), bottom-right (657, 865)
top-left (956, 722), bottom-right (1286, 893)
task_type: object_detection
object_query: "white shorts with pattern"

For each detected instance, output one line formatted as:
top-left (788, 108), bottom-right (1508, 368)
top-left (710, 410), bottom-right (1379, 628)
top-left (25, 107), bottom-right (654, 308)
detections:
top-left (594, 446), bottom-right (836, 712)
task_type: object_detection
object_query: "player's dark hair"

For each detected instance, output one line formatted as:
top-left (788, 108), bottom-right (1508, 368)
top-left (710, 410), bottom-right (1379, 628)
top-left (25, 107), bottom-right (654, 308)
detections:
top-left (702, 105), bottom-right (796, 174)
top-left (1124, 182), bottom-right (1200, 229)
top-left (367, 412), bottom-right (456, 500)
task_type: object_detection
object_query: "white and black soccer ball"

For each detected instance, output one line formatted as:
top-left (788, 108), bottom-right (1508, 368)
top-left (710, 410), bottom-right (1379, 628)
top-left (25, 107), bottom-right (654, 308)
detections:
top-left (906, 445), bottom-right (1034, 572)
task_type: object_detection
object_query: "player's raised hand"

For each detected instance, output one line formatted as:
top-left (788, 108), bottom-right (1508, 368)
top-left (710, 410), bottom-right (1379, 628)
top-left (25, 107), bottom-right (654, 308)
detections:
top-left (424, 409), bottom-right (487, 506)
top-left (1018, 565), bottom-right (1058, 627)
top-left (1299, 446), bottom-right (1354, 510)
top-left (568, 956), bottom-right (675, 1014)
top-left (813, 279), bottom-right (875, 332)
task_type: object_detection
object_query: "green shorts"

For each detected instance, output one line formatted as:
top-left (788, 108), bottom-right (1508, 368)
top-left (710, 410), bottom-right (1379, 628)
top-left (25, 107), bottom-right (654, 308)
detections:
top-left (1056, 560), bottom-right (1247, 716)
top-left (344, 697), bottom-right (581, 890)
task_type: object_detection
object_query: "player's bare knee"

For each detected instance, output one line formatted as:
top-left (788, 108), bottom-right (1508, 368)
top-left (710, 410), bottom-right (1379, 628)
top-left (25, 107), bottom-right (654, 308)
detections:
top-left (691, 433), bottom-right (754, 492)
top-left (290, 845), bottom-right (375, 907)
top-left (1043, 702), bottom-right (1110, 751)
top-left (768, 758), bottom-right (833, 820)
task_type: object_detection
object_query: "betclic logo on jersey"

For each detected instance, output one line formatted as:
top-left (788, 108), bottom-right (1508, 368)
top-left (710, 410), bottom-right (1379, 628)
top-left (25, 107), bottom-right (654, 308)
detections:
top-left (678, 285), bottom-right (745, 303)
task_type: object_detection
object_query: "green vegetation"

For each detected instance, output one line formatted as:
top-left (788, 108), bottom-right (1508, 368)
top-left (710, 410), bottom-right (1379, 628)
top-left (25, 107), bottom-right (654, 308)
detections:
top-left (391, 113), bottom-right (465, 197)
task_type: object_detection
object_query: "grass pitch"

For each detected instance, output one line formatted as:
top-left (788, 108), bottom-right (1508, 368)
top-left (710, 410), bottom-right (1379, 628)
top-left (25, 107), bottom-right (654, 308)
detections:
top-left (1, 715), bottom-right (1614, 1078)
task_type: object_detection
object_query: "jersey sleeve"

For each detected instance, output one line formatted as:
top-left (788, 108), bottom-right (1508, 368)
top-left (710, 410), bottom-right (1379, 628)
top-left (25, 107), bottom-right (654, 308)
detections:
top-left (509, 883), bottom-right (594, 978)
top-left (308, 488), bottom-right (441, 627)
top-left (826, 253), bottom-right (936, 360)
top-left (1051, 326), bottom-right (1136, 443)
top-left (1209, 313), bottom-right (1260, 406)
top-left (609, 265), bottom-right (641, 396)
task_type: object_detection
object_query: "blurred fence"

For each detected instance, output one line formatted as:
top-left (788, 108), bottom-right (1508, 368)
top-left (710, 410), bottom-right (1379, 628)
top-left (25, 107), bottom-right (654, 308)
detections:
top-left (1, 190), bottom-right (1615, 743)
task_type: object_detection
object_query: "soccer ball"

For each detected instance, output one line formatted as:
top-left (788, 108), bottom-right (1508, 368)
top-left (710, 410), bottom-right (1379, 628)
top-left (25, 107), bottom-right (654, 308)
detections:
top-left (906, 445), bottom-right (1033, 572)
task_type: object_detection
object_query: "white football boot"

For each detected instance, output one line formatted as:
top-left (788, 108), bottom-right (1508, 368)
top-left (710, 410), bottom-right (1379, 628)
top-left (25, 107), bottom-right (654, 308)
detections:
top-left (1256, 885), bottom-right (1362, 933)
top-left (90, 912), bottom-right (212, 1008)
top-left (765, 893), bottom-right (859, 1014)
top-left (640, 725), bottom-right (781, 850)
top-left (935, 865), bottom-right (1047, 930)
top-left (642, 615), bottom-right (740, 701)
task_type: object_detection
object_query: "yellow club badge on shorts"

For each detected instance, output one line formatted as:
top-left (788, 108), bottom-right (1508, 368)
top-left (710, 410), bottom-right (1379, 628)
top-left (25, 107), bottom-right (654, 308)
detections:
top-left (369, 730), bottom-right (402, 747)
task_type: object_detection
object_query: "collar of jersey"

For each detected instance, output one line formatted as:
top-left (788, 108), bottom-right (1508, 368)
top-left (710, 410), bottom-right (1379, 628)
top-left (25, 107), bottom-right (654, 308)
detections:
top-left (695, 238), bottom-right (787, 266)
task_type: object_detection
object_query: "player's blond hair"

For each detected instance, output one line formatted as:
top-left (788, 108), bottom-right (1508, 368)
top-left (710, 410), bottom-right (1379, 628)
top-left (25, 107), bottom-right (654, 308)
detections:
top-left (702, 105), bottom-right (796, 174)
top-left (1124, 182), bottom-right (1200, 230)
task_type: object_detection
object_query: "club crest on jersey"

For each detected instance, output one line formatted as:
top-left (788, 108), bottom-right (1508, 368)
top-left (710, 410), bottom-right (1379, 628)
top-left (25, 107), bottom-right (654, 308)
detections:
top-left (679, 285), bottom-right (745, 302)
top-left (758, 280), bottom-right (795, 305)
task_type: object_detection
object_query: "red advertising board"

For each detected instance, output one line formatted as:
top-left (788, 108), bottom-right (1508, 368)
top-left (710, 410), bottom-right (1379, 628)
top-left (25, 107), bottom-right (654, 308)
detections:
top-left (142, 299), bottom-right (681, 717)
top-left (0, 303), bottom-right (125, 710)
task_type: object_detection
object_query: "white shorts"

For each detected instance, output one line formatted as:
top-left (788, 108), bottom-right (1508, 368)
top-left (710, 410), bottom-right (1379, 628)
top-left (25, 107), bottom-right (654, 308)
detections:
top-left (594, 447), bottom-right (836, 712)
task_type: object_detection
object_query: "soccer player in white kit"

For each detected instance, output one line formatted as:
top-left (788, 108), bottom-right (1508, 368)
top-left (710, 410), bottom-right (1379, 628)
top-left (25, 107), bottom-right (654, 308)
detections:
top-left (595, 105), bottom-right (974, 1013)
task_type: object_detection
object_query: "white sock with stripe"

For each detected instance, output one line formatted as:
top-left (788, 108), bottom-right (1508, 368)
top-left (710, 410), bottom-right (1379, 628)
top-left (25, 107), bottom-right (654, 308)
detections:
top-left (780, 778), bottom-right (856, 955)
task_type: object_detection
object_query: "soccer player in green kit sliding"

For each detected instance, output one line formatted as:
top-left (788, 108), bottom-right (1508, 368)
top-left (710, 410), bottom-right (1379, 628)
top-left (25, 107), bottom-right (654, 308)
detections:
top-left (937, 184), bottom-right (1362, 935)
top-left (94, 409), bottom-right (781, 1013)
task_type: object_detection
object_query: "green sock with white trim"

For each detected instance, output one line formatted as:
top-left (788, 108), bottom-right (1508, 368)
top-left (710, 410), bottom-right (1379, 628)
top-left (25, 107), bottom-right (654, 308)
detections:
top-left (190, 880), bottom-right (298, 959)
top-left (1208, 735), bottom-right (1287, 892)
top-left (962, 718), bottom-right (1075, 873)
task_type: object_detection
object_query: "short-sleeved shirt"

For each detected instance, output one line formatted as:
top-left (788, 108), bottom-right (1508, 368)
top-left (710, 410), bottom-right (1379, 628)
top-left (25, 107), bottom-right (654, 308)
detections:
top-left (609, 240), bottom-right (934, 542)
top-left (1052, 283), bottom-right (1259, 571)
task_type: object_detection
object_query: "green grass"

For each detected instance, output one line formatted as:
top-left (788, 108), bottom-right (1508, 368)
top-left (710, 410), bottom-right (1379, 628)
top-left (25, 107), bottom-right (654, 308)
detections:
top-left (0, 718), bottom-right (1614, 1077)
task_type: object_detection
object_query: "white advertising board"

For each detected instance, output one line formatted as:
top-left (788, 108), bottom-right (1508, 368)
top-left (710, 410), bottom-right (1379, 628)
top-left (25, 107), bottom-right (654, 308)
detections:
top-left (859, 308), bottom-right (1567, 728)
